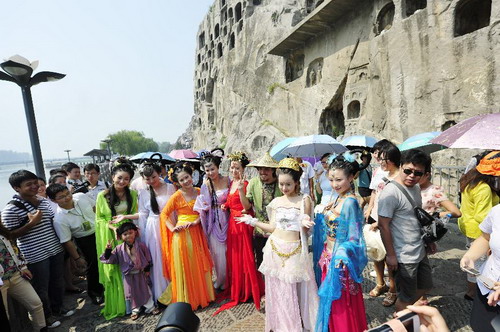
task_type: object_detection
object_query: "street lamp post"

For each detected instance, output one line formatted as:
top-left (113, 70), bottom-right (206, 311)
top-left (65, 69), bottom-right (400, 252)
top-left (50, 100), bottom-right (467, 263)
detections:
top-left (101, 139), bottom-right (112, 160)
top-left (0, 55), bottom-right (65, 179)
top-left (64, 149), bottom-right (71, 162)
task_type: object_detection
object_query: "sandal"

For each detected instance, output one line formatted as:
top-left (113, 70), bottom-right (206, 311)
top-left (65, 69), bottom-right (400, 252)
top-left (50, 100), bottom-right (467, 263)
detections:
top-left (382, 292), bottom-right (397, 307)
top-left (369, 284), bottom-right (389, 297)
top-left (130, 312), bottom-right (140, 321)
top-left (151, 307), bottom-right (162, 315)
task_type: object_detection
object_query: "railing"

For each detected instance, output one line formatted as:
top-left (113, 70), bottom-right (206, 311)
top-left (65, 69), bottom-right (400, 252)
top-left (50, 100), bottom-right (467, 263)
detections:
top-left (432, 166), bottom-right (466, 206)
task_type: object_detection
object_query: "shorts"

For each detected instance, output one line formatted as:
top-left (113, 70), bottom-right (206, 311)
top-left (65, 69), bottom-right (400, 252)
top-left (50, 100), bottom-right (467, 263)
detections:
top-left (395, 256), bottom-right (433, 303)
top-left (358, 187), bottom-right (372, 198)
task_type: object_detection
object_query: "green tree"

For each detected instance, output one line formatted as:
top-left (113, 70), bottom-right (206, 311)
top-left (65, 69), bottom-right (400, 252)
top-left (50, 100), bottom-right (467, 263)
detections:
top-left (101, 130), bottom-right (159, 156)
top-left (158, 141), bottom-right (174, 153)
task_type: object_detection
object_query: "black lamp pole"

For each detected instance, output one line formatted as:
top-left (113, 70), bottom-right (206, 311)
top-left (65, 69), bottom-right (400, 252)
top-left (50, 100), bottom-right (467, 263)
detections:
top-left (0, 57), bottom-right (65, 179)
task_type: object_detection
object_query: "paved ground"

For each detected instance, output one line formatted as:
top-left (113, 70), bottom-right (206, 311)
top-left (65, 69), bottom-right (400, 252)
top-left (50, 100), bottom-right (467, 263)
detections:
top-left (49, 222), bottom-right (472, 331)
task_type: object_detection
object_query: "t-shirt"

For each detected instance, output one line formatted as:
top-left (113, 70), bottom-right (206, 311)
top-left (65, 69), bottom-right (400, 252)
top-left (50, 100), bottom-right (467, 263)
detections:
top-left (358, 165), bottom-right (372, 188)
top-left (86, 180), bottom-right (108, 202)
top-left (299, 161), bottom-right (315, 195)
top-left (478, 205), bottom-right (500, 299)
top-left (421, 184), bottom-right (447, 215)
top-left (53, 193), bottom-right (96, 242)
top-left (1, 195), bottom-right (64, 264)
top-left (378, 182), bottom-right (425, 264)
top-left (369, 166), bottom-right (388, 190)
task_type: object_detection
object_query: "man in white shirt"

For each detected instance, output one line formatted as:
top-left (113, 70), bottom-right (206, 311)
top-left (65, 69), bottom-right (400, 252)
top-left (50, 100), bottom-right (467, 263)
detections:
top-left (46, 184), bottom-right (104, 305)
top-left (295, 157), bottom-right (315, 199)
top-left (83, 164), bottom-right (108, 201)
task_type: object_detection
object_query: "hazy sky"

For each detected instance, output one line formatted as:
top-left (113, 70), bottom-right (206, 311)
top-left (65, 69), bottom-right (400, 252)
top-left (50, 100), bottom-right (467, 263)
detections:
top-left (0, 0), bottom-right (213, 159)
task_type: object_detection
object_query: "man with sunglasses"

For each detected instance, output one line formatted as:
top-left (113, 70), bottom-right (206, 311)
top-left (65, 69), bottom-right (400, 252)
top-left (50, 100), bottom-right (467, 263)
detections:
top-left (378, 149), bottom-right (433, 311)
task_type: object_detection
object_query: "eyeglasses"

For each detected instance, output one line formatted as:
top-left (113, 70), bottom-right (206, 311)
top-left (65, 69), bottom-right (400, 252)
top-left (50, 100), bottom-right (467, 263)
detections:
top-left (55, 191), bottom-right (72, 201)
top-left (402, 168), bottom-right (424, 177)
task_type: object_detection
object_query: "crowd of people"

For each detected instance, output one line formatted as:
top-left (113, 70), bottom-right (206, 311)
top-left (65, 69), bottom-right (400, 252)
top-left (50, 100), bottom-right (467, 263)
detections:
top-left (1, 141), bottom-right (500, 332)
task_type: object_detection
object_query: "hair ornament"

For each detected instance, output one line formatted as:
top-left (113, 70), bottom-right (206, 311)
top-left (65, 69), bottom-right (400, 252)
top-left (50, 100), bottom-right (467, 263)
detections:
top-left (278, 158), bottom-right (301, 172)
top-left (342, 151), bottom-right (356, 163)
top-left (167, 167), bottom-right (175, 183)
top-left (327, 153), bottom-right (338, 165)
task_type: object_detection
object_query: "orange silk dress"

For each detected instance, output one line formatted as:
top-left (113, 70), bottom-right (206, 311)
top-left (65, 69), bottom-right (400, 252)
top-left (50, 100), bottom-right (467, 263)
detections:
top-left (158, 189), bottom-right (215, 310)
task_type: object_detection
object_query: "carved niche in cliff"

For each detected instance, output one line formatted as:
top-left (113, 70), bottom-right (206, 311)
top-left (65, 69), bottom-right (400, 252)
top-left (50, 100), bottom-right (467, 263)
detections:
top-left (285, 51), bottom-right (305, 83)
top-left (306, 57), bottom-right (323, 87)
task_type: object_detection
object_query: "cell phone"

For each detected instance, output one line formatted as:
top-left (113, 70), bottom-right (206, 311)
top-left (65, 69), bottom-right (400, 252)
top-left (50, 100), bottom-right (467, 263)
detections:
top-left (478, 274), bottom-right (497, 290)
top-left (461, 266), bottom-right (481, 276)
top-left (368, 312), bottom-right (420, 332)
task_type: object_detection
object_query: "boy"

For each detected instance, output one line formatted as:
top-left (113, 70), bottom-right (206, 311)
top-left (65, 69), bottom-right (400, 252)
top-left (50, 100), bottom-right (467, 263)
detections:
top-left (46, 184), bottom-right (104, 305)
top-left (100, 223), bottom-right (160, 320)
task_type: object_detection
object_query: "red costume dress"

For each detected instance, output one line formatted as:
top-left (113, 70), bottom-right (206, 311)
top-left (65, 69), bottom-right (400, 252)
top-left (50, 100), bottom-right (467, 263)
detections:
top-left (215, 181), bottom-right (264, 314)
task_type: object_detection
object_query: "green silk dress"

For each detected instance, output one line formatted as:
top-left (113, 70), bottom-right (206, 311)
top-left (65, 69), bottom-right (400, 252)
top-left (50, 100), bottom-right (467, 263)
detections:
top-left (95, 189), bottom-right (138, 320)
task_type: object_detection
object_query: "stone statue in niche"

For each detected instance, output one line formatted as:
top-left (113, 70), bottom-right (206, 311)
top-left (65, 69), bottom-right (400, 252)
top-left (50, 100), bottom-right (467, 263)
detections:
top-left (306, 57), bottom-right (324, 87)
top-left (285, 53), bottom-right (305, 83)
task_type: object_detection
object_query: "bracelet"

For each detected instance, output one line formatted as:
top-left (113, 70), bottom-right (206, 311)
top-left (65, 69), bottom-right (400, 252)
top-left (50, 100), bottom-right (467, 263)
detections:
top-left (75, 256), bottom-right (82, 260)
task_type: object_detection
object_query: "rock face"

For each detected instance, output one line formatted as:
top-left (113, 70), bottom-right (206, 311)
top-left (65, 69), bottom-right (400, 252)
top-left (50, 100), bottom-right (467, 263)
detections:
top-left (181, 0), bottom-right (499, 162)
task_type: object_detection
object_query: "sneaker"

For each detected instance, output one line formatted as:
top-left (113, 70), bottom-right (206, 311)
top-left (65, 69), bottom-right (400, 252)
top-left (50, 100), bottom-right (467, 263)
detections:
top-left (45, 316), bottom-right (61, 329)
top-left (53, 307), bottom-right (75, 318)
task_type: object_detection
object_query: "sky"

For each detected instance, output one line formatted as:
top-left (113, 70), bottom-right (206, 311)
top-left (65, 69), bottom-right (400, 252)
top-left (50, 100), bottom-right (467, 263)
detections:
top-left (0, 0), bottom-right (213, 159)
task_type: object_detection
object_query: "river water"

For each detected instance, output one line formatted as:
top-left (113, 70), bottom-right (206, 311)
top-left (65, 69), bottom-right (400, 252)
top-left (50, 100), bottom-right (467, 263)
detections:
top-left (0, 158), bottom-right (92, 208)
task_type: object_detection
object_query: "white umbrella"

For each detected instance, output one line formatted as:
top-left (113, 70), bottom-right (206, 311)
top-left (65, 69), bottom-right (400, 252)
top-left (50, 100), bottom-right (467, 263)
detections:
top-left (281, 134), bottom-right (348, 157)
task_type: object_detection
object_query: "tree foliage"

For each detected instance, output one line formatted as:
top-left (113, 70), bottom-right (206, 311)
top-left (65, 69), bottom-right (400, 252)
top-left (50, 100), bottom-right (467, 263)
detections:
top-left (101, 130), bottom-right (159, 156)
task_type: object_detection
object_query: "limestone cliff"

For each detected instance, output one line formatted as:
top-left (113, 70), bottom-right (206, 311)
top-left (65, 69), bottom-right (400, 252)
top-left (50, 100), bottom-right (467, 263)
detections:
top-left (180, 0), bottom-right (499, 162)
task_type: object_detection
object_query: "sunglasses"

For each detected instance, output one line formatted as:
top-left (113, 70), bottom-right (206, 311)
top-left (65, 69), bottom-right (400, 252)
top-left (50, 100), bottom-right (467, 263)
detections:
top-left (402, 168), bottom-right (424, 177)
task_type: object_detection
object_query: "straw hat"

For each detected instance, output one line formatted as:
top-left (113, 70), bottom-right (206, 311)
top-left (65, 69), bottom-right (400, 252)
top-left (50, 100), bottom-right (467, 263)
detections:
top-left (476, 151), bottom-right (500, 176)
top-left (247, 152), bottom-right (279, 168)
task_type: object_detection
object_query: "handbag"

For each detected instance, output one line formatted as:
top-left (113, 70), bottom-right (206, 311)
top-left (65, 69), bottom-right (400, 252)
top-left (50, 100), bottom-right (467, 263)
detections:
top-left (391, 181), bottom-right (447, 244)
top-left (363, 224), bottom-right (386, 261)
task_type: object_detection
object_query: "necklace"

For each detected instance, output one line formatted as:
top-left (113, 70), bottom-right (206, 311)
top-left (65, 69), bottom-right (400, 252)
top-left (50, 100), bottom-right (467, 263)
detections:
top-left (332, 191), bottom-right (354, 209)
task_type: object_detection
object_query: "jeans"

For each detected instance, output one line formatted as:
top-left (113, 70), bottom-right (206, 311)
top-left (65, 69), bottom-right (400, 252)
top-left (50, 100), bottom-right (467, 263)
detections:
top-left (75, 233), bottom-right (103, 297)
top-left (28, 252), bottom-right (65, 318)
top-left (1, 271), bottom-right (46, 330)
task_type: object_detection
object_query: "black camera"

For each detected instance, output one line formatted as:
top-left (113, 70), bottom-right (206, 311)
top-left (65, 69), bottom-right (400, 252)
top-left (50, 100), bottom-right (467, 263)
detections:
top-left (73, 181), bottom-right (90, 194)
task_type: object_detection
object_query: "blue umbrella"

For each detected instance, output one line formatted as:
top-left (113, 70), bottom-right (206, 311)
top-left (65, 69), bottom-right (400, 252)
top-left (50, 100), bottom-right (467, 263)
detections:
top-left (270, 137), bottom-right (297, 161)
top-left (129, 151), bottom-right (176, 163)
top-left (398, 132), bottom-right (446, 154)
top-left (281, 135), bottom-right (347, 157)
top-left (341, 135), bottom-right (379, 148)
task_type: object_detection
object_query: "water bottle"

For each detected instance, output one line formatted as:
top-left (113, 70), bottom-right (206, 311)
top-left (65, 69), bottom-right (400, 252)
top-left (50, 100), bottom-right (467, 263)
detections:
top-left (440, 213), bottom-right (452, 225)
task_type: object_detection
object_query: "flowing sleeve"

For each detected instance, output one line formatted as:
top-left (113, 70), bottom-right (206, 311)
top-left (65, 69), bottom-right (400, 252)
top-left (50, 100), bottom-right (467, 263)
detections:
top-left (316, 197), bottom-right (367, 332)
top-left (159, 193), bottom-right (177, 281)
top-left (138, 189), bottom-right (149, 233)
top-left (194, 184), bottom-right (211, 234)
top-left (313, 212), bottom-right (326, 287)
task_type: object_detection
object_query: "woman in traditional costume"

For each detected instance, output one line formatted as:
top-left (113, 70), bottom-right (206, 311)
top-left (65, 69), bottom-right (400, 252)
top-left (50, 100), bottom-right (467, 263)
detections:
top-left (95, 160), bottom-right (139, 320)
top-left (315, 154), bottom-right (368, 332)
top-left (215, 152), bottom-right (264, 314)
top-left (158, 162), bottom-right (215, 310)
top-left (239, 158), bottom-right (318, 332)
top-left (194, 150), bottom-right (230, 289)
top-left (137, 161), bottom-right (176, 302)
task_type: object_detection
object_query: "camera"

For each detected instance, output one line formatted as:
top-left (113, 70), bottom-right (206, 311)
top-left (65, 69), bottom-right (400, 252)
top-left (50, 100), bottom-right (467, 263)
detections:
top-left (73, 181), bottom-right (90, 194)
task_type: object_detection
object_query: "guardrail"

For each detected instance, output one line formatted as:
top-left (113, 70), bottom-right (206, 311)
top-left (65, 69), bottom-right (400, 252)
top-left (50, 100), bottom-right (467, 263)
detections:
top-left (432, 166), bottom-right (466, 206)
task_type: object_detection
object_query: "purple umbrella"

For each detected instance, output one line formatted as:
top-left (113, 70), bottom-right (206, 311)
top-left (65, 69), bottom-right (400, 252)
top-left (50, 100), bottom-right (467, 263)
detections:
top-left (431, 113), bottom-right (500, 149)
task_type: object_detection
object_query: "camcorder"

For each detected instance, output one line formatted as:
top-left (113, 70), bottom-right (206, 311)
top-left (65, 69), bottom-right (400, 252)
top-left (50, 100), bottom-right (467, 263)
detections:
top-left (73, 181), bottom-right (90, 194)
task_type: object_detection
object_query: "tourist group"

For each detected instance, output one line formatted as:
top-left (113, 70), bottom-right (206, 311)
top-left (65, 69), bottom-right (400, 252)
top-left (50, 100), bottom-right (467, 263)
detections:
top-left (1, 137), bottom-right (500, 332)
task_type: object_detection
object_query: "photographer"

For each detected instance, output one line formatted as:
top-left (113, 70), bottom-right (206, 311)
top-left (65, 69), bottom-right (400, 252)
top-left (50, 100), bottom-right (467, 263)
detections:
top-left (46, 184), bottom-right (104, 305)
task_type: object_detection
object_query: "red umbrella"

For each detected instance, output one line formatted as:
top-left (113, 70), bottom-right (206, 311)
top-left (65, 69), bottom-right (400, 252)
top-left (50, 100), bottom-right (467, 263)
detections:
top-left (431, 113), bottom-right (500, 149)
top-left (169, 149), bottom-right (198, 159)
